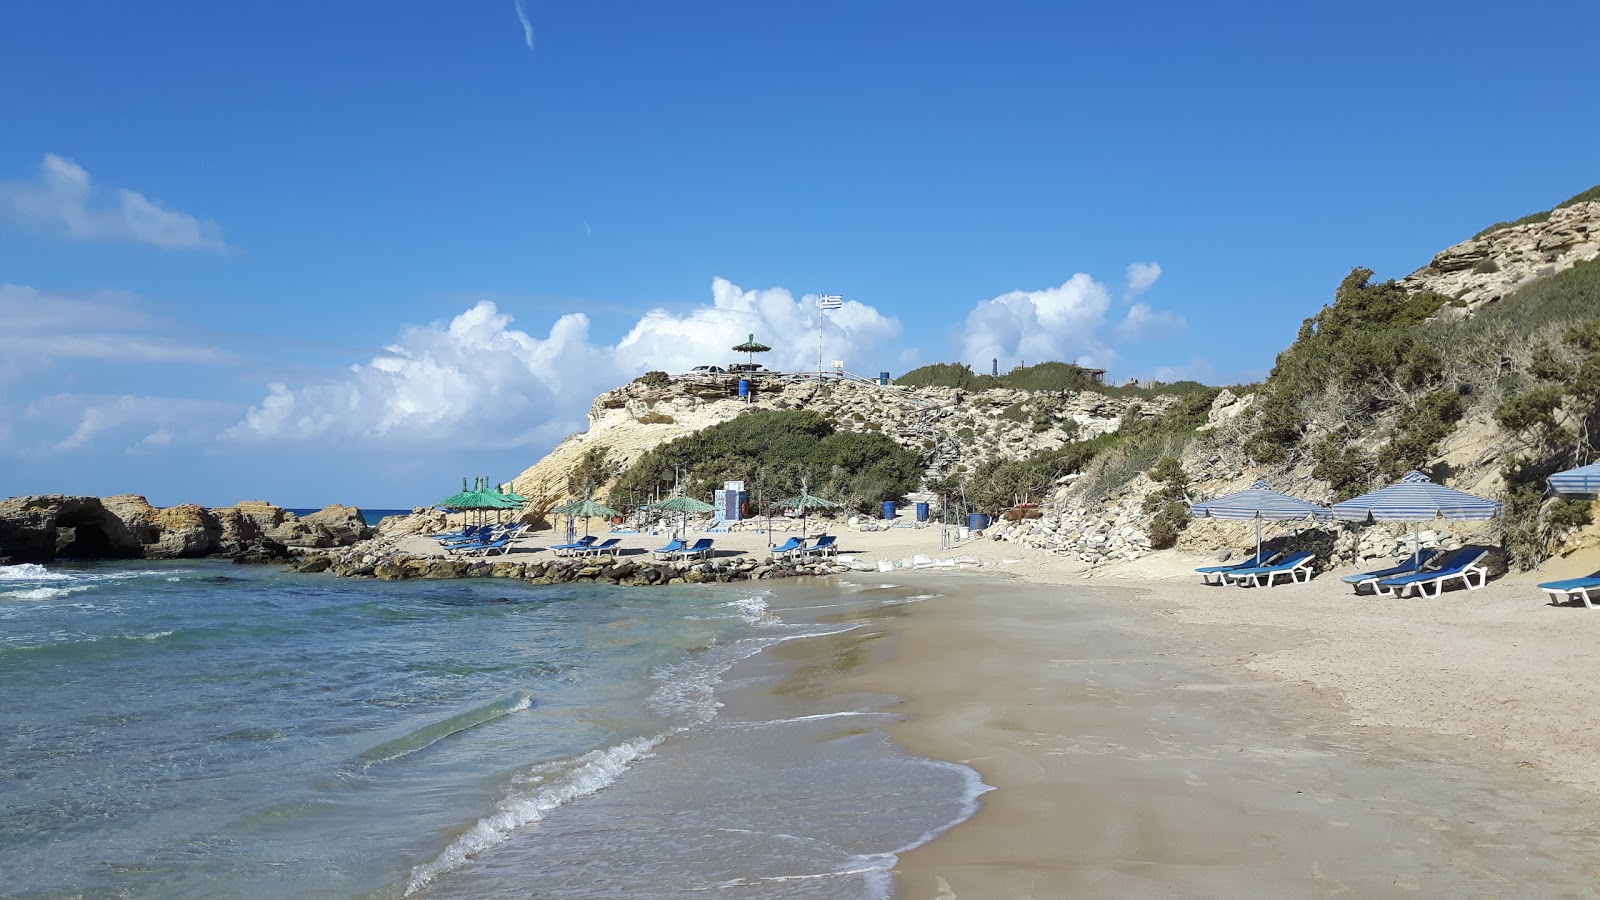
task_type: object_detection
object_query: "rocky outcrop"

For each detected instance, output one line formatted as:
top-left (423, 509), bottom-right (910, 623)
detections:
top-left (0, 495), bottom-right (370, 563)
top-left (510, 376), bottom-right (1178, 515)
top-left (1401, 199), bottom-right (1600, 312)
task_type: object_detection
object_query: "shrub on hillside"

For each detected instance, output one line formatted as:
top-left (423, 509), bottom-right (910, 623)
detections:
top-left (633, 370), bottom-right (672, 388)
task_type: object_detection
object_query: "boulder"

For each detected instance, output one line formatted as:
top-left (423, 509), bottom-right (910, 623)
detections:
top-left (0, 495), bottom-right (143, 562)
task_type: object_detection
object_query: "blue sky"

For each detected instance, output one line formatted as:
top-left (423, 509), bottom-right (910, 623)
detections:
top-left (2, 1), bottom-right (1596, 508)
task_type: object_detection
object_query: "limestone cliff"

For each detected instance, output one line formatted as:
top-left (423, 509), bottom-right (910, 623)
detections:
top-left (509, 375), bottom-right (1176, 515)
top-left (1401, 199), bottom-right (1600, 313)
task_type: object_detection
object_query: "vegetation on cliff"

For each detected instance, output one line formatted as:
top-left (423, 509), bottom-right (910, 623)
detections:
top-left (1473, 184), bottom-right (1600, 239)
top-left (608, 409), bottom-right (922, 512)
top-left (895, 360), bottom-right (1211, 398)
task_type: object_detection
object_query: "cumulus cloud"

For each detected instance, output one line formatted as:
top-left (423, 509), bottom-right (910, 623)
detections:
top-left (1125, 261), bottom-right (1162, 296)
top-left (225, 278), bottom-right (901, 445)
top-left (959, 274), bottom-right (1117, 370)
top-left (1116, 302), bottom-right (1187, 341)
top-left (0, 154), bottom-right (228, 251)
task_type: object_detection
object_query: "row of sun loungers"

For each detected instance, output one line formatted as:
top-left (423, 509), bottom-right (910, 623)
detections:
top-left (650, 538), bottom-right (715, 561)
top-left (1195, 545), bottom-right (1496, 598)
top-left (770, 535), bottom-right (837, 560)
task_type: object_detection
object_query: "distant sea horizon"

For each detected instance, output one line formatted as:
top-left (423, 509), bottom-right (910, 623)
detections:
top-left (286, 507), bottom-right (413, 527)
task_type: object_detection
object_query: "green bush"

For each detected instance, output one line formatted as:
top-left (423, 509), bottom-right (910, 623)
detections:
top-left (566, 445), bottom-right (614, 497)
top-left (633, 370), bottom-right (672, 388)
top-left (608, 409), bottom-right (921, 513)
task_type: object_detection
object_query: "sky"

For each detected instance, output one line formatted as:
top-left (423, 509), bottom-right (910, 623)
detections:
top-left (2, 1), bottom-right (1596, 509)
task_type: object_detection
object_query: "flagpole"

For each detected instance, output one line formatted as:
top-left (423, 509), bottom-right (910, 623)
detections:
top-left (818, 294), bottom-right (843, 376)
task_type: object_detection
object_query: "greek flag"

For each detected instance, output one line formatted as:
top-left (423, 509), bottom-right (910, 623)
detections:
top-left (818, 295), bottom-right (844, 310)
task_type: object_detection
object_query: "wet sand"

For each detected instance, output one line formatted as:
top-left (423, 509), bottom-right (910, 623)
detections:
top-left (846, 574), bottom-right (1600, 898)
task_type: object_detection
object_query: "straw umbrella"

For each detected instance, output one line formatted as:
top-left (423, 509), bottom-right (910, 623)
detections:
top-left (1331, 470), bottom-right (1503, 567)
top-left (775, 480), bottom-right (841, 541)
top-left (558, 494), bottom-right (622, 538)
top-left (654, 494), bottom-right (716, 541)
top-left (731, 333), bottom-right (771, 369)
top-left (1189, 479), bottom-right (1331, 563)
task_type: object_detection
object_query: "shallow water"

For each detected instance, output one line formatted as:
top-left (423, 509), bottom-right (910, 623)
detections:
top-left (0, 562), bottom-right (979, 898)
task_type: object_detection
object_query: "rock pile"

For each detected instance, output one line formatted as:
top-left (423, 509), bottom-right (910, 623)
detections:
top-left (0, 494), bottom-right (371, 564)
top-left (291, 550), bottom-right (845, 585)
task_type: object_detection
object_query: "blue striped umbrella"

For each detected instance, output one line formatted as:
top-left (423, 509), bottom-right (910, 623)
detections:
top-left (1190, 480), bottom-right (1331, 561)
top-left (1548, 462), bottom-right (1600, 497)
top-left (1331, 470), bottom-right (1502, 566)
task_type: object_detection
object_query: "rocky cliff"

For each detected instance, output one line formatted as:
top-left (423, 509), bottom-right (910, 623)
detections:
top-left (508, 375), bottom-right (1178, 516)
top-left (0, 495), bottom-right (371, 564)
top-left (1401, 198), bottom-right (1600, 314)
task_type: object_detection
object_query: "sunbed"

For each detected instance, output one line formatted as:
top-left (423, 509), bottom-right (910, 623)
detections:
top-left (1195, 550), bottom-right (1281, 586)
top-left (572, 538), bottom-right (621, 558)
top-left (1223, 551), bottom-right (1316, 587)
top-left (1375, 546), bottom-right (1490, 598)
top-left (771, 537), bottom-right (804, 559)
top-left (550, 535), bottom-right (598, 556)
top-left (677, 538), bottom-right (714, 560)
top-left (1342, 548), bottom-right (1441, 595)
top-left (651, 539), bottom-right (686, 560)
top-left (1538, 576), bottom-right (1600, 608)
top-left (803, 535), bottom-right (838, 558)
top-left (454, 535), bottom-right (515, 558)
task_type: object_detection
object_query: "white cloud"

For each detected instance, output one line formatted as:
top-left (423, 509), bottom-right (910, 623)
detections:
top-left (1116, 302), bottom-right (1187, 341)
top-left (1125, 261), bottom-right (1162, 296)
top-left (0, 154), bottom-right (228, 251)
top-left (22, 393), bottom-right (236, 453)
top-left (0, 284), bottom-right (235, 371)
top-left (225, 278), bottom-right (901, 445)
top-left (513, 0), bottom-right (535, 49)
top-left (959, 274), bottom-right (1117, 370)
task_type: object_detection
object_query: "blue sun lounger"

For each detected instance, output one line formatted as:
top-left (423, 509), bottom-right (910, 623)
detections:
top-left (573, 538), bottom-right (621, 558)
top-left (771, 537), bottom-right (804, 559)
top-left (803, 535), bottom-right (838, 558)
top-left (651, 539), bottom-right (686, 560)
top-left (454, 534), bottom-right (515, 558)
top-left (1375, 546), bottom-right (1490, 598)
top-left (1342, 548), bottom-right (1441, 594)
top-left (1538, 576), bottom-right (1600, 608)
top-left (1196, 550), bottom-right (1281, 585)
top-left (551, 535), bottom-right (598, 556)
top-left (678, 538), bottom-right (714, 560)
top-left (1223, 551), bottom-right (1316, 588)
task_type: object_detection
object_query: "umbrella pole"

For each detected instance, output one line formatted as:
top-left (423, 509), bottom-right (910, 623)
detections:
top-left (1413, 521), bottom-right (1421, 568)
top-left (1255, 516), bottom-right (1263, 563)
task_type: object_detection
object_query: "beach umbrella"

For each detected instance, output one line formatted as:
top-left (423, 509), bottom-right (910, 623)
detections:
top-left (1189, 479), bottom-right (1331, 563)
top-left (775, 481), bottom-right (840, 542)
top-left (1548, 462), bottom-right (1600, 497)
top-left (558, 495), bottom-right (622, 537)
top-left (731, 333), bottom-right (771, 368)
top-left (1331, 470), bottom-right (1503, 566)
top-left (654, 494), bottom-right (715, 541)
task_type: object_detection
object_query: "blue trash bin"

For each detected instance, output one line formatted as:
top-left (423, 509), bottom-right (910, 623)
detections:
top-left (967, 513), bottom-right (990, 532)
top-left (737, 378), bottom-right (751, 397)
top-left (915, 502), bottom-right (929, 522)
top-left (882, 501), bottom-right (897, 520)
top-left (878, 371), bottom-right (891, 385)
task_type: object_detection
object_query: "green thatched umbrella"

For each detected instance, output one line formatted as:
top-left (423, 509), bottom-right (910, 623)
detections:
top-left (776, 481), bottom-right (840, 540)
top-left (555, 494), bottom-right (622, 537)
top-left (732, 333), bottom-right (771, 368)
top-left (654, 494), bottom-right (715, 540)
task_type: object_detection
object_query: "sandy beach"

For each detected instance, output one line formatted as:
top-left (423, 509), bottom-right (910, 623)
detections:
top-left (402, 521), bottom-right (1600, 895)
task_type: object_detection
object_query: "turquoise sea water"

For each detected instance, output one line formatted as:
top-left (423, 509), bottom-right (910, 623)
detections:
top-left (0, 562), bottom-right (979, 898)
top-left (286, 508), bottom-right (412, 527)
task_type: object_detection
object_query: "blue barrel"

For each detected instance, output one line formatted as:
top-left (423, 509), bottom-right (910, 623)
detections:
top-left (737, 378), bottom-right (751, 397)
top-left (915, 502), bottom-right (929, 522)
top-left (882, 501), bottom-right (897, 520)
top-left (878, 371), bottom-right (891, 385)
top-left (967, 513), bottom-right (990, 532)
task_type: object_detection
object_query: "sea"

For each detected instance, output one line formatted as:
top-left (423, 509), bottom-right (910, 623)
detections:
top-left (287, 509), bottom-right (414, 528)
top-left (0, 560), bottom-right (983, 898)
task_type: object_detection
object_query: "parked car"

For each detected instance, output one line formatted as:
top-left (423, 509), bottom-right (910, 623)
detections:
top-left (681, 365), bottom-right (726, 377)
top-left (727, 363), bottom-right (767, 375)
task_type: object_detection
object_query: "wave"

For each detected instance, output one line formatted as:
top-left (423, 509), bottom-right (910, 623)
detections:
top-left (1, 586), bottom-right (90, 601)
top-left (356, 692), bottom-right (533, 769)
top-left (403, 735), bottom-right (663, 895)
top-left (0, 563), bottom-right (72, 582)
top-left (720, 592), bottom-right (775, 626)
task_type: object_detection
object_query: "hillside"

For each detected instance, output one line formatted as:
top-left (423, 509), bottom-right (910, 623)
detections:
top-left (508, 188), bottom-right (1600, 572)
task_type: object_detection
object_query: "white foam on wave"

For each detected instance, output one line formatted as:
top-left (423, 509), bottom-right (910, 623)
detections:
top-left (403, 735), bottom-right (664, 895)
top-left (721, 592), bottom-right (775, 626)
top-left (2, 586), bottom-right (90, 601)
top-left (0, 563), bottom-right (73, 582)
